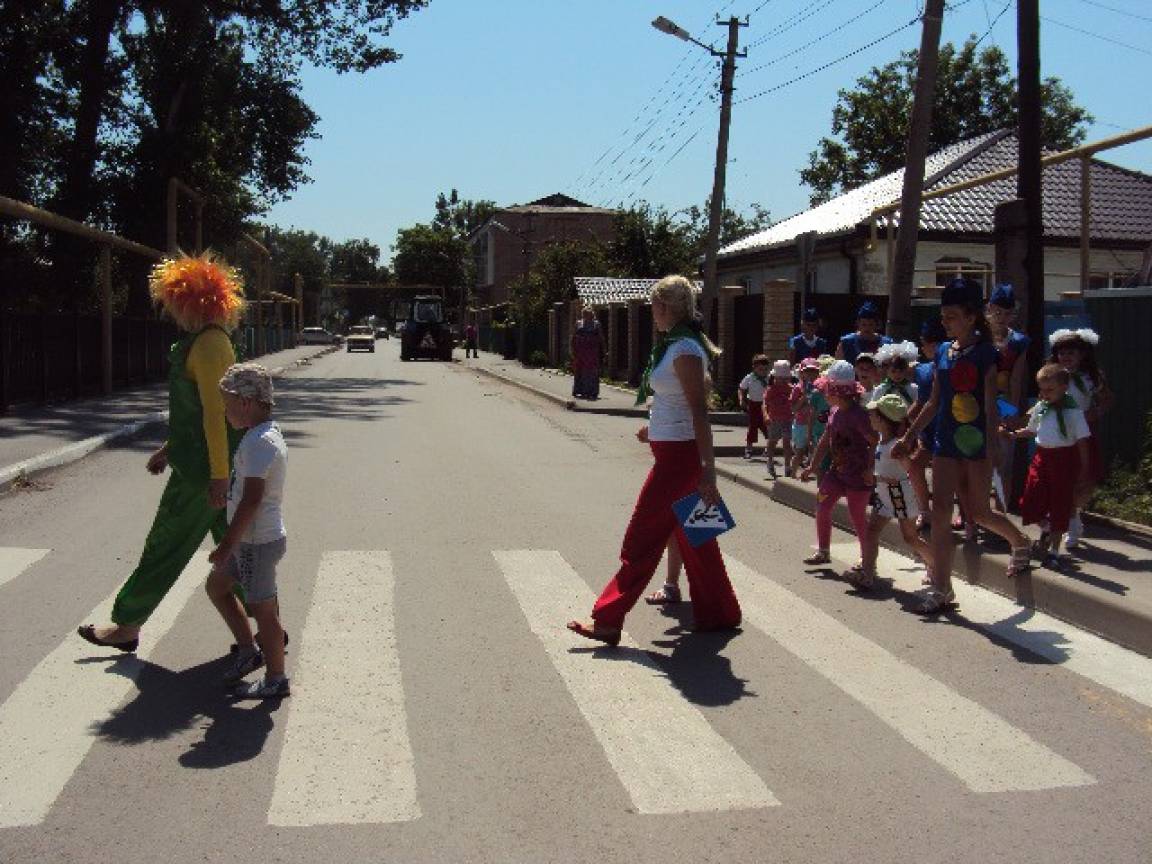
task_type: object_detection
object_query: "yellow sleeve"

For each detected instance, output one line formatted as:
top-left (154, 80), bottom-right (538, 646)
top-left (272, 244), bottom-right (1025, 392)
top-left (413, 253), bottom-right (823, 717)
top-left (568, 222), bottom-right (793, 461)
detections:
top-left (185, 328), bottom-right (236, 479)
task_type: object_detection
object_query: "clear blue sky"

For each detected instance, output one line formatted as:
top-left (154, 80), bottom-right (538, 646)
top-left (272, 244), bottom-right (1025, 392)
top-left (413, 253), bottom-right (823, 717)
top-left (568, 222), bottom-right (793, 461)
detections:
top-left (263, 0), bottom-right (1152, 262)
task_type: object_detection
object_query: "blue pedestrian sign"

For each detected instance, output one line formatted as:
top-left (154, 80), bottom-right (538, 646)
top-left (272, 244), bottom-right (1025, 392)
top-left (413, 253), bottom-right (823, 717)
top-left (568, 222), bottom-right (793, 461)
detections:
top-left (672, 493), bottom-right (736, 548)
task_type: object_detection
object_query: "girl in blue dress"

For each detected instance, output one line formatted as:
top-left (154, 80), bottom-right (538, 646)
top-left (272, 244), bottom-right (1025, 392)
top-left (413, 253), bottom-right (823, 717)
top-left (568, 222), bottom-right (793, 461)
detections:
top-left (896, 278), bottom-right (1031, 613)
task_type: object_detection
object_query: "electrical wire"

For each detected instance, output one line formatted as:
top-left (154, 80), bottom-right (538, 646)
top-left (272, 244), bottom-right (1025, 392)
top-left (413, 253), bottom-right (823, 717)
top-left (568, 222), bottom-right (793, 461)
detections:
top-left (972, 1), bottom-right (1011, 48)
top-left (1071, 0), bottom-right (1152, 25)
top-left (737, 16), bottom-right (920, 103)
top-left (1041, 14), bottom-right (1152, 57)
top-left (738, 0), bottom-right (891, 77)
top-left (746, 0), bottom-right (841, 49)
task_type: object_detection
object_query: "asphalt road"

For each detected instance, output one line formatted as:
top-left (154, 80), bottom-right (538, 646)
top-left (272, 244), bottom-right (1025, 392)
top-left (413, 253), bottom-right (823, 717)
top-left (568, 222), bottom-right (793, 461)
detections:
top-left (1, 342), bottom-right (1150, 864)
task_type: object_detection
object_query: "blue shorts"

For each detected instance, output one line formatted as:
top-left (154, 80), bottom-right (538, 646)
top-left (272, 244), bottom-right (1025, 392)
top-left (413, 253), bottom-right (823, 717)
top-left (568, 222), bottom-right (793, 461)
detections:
top-left (792, 423), bottom-right (812, 449)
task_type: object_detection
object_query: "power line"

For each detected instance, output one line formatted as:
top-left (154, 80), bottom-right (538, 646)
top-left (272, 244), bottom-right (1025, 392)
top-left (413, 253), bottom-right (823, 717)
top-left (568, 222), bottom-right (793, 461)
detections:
top-left (737, 16), bottom-right (920, 104)
top-left (1071, 0), bottom-right (1152, 24)
top-left (739, 0), bottom-right (891, 77)
top-left (972, 1), bottom-right (1011, 48)
top-left (1042, 14), bottom-right (1152, 56)
top-left (747, 0), bottom-right (841, 48)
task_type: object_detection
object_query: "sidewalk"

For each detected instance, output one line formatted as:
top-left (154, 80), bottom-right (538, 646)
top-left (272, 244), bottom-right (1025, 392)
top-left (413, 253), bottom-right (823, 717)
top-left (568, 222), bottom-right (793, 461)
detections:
top-left (459, 349), bottom-right (1152, 657)
top-left (0, 343), bottom-right (336, 489)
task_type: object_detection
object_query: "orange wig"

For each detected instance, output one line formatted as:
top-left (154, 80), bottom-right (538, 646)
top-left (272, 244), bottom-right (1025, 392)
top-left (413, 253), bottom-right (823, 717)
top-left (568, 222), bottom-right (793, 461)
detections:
top-left (148, 254), bottom-right (246, 333)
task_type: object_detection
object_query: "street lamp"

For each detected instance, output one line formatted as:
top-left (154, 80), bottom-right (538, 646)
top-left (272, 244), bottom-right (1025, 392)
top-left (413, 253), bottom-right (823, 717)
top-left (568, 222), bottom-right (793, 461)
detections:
top-left (651, 15), bottom-right (746, 339)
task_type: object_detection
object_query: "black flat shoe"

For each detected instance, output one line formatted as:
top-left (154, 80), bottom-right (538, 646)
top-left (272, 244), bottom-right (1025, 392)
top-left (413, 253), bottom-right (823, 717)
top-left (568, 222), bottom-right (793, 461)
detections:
top-left (77, 624), bottom-right (138, 653)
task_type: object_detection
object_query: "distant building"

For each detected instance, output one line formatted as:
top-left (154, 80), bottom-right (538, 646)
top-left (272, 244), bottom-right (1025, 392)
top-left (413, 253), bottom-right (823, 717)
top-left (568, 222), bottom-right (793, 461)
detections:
top-left (469, 193), bottom-right (618, 307)
top-left (716, 129), bottom-right (1152, 303)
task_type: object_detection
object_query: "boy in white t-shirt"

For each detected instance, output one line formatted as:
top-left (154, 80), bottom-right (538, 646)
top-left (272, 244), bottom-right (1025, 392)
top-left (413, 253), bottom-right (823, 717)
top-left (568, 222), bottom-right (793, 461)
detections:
top-left (207, 363), bottom-right (290, 699)
top-left (737, 354), bottom-right (770, 459)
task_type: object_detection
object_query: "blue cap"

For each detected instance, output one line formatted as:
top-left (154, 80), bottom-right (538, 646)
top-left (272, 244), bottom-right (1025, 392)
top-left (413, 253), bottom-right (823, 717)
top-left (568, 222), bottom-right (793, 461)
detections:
top-left (856, 301), bottom-right (880, 321)
top-left (801, 307), bottom-right (819, 323)
top-left (920, 318), bottom-right (947, 342)
top-left (940, 276), bottom-right (983, 308)
top-left (989, 283), bottom-right (1016, 309)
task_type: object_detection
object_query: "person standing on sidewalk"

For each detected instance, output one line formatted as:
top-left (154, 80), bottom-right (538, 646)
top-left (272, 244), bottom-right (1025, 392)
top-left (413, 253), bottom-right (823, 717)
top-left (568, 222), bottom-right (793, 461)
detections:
top-left (78, 255), bottom-right (245, 652)
top-left (570, 307), bottom-right (604, 400)
top-left (463, 322), bottom-right (479, 358)
top-left (737, 355), bottom-right (770, 460)
top-left (567, 275), bottom-right (741, 645)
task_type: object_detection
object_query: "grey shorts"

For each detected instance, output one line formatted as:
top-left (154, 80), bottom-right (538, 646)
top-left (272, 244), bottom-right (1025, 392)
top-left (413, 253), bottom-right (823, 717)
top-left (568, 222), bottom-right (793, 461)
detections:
top-left (223, 537), bottom-right (286, 604)
top-left (766, 419), bottom-right (790, 440)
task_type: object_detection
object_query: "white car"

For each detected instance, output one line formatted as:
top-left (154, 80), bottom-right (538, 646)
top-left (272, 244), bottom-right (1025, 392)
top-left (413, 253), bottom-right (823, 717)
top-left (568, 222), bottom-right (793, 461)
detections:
top-left (346, 325), bottom-right (375, 352)
top-left (299, 327), bottom-right (337, 345)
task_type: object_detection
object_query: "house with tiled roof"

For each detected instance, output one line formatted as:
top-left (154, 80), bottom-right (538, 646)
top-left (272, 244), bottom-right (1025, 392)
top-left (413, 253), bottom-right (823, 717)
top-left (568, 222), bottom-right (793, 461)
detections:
top-left (716, 129), bottom-right (1152, 302)
top-left (469, 194), bottom-right (619, 307)
top-left (572, 276), bottom-right (702, 306)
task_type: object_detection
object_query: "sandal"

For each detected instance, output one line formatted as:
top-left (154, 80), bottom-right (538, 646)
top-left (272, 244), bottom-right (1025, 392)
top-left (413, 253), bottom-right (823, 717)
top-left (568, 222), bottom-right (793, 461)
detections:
top-left (644, 582), bottom-right (682, 605)
top-left (916, 588), bottom-right (957, 615)
top-left (803, 549), bottom-right (831, 565)
top-left (1007, 546), bottom-right (1032, 579)
top-left (844, 564), bottom-right (876, 589)
top-left (566, 620), bottom-right (621, 647)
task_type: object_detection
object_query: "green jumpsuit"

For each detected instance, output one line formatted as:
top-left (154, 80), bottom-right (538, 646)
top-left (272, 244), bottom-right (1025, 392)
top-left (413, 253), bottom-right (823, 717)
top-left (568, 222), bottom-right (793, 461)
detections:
top-left (110, 329), bottom-right (240, 626)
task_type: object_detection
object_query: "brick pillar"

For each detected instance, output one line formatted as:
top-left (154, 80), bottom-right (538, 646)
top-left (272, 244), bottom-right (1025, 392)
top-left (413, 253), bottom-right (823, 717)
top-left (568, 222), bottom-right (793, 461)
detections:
top-left (607, 302), bottom-right (624, 378)
top-left (761, 278), bottom-right (794, 364)
top-left (626, 299), bottom-right (643, 385)
top-left (717, 285), bottom-right (744, 394)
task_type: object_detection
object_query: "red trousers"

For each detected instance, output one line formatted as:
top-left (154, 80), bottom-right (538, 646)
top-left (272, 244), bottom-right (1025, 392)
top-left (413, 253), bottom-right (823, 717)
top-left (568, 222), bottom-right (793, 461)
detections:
top-left (745, 401), bottom-right (768, 446)
top-left (1019, 444), bottom-right (1079, 536)
top-left (592, 441), bottom-right (742, 631)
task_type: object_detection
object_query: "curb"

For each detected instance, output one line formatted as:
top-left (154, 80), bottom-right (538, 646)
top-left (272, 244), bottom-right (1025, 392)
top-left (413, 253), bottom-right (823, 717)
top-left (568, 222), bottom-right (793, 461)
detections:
top-left (0, 344), bottom-right (338, 494)
top-left (758, 475), bottom-right (1152, 659)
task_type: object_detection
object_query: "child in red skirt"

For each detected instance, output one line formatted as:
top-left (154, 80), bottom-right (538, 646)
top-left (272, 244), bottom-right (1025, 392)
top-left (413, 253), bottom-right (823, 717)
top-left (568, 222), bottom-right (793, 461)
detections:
top-left (1003, 364), bottom-right (1091, 567)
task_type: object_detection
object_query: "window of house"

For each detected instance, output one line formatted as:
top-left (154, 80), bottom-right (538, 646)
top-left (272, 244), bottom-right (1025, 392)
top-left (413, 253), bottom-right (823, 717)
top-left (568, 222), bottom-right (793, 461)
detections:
top-left (932, 257), bottom-right (991, 297)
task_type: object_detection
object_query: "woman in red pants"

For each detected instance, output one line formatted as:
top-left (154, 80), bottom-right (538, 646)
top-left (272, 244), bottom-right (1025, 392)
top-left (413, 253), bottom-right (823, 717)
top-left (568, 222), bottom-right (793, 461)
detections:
top-left (567, 275), bottom-right (742, 645)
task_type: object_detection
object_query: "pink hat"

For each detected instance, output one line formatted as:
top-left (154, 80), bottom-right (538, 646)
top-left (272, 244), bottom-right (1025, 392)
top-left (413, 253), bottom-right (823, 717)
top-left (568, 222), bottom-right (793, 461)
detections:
top-left (798, 357), bottom-right (821, 371)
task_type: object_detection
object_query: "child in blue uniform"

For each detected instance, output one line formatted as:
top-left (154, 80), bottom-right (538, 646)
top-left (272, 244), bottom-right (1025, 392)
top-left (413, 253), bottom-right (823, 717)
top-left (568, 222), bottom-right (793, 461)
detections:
top-left (987, 283), bottom-right (1031, 506)
top-left (836, 301), bottom-right (892, 363)
top-left (896, 278), bottom-right (1031, 613)
top-left (788, 308), bottom-right (828, 364)
top-left (908, 319), bottom-right (946, 524)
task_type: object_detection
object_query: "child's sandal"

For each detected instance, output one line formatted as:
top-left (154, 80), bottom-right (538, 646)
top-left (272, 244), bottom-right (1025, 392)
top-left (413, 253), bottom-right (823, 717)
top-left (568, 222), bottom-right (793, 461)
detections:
top-left (803, 549), bottom-right (831, 565)
top-left (1007, 546), bottom-right (1032, 578)
top-left (845, 564), bottom-right (876, 589)
top-left (915, 588), bottom-right (956, 615)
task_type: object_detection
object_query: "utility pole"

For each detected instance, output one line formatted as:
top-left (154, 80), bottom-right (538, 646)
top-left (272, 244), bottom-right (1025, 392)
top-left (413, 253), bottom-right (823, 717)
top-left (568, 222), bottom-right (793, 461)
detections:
top-left (886, 0), bottom-right (945, 340)
top-left (1018, 0), bottom-right (1045, 373)
top-left (701, 16), bottom-right (746, 335)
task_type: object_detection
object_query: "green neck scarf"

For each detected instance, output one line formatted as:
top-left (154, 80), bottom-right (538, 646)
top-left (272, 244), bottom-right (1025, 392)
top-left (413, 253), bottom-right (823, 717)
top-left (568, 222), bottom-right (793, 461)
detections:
top-left (635, 322), bottom-right (711, 406)
top-left (1036, 393), bottom-right (1078, 438)
top-left (1070, 371), bottom-right (1087, 394)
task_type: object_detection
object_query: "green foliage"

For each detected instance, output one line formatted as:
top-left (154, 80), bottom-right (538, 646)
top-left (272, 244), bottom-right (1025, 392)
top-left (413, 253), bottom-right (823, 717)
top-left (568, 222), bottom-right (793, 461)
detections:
top-left (393, 224), bottom-right (469, 289)
top-left (527, 350), bottom-right (549, 369)
top-left (801, 37), bottom-right (1093, 205)
top-left (433, 189), bottom-right (496, 238)
top-left (511, 240), bottom-right (610, 323)
top-left (1091, 410), bottom-right (1152, 527)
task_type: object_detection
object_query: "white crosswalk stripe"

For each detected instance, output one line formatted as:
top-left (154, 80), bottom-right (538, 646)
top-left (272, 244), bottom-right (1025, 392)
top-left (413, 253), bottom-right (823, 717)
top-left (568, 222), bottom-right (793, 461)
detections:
top-left (494, 549), bottom-right (779, 814)
top-left (0, 552), bottom-right (208, 828)
top-left (831, 543), bottom-right (1152, 711)
top-left (267, 551), bottom-right (420, 826)
top-left (0, 547), bottom-right (50, 591)
top-left (725, 554), bottom-right (1096, 793)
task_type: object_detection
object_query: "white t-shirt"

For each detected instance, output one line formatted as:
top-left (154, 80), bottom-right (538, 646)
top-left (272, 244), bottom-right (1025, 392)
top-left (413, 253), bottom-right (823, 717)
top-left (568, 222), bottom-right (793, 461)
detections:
top-left (738, 372), bottom-right (768, 402)
top-left (227, 420), bottom-right (288, 544)
top-left (874, 438), bottom-right (908, 481)
top-left (1027, 403), bottom-right (1090, 449)
top-left (649, 339), bottom-right (710, 441)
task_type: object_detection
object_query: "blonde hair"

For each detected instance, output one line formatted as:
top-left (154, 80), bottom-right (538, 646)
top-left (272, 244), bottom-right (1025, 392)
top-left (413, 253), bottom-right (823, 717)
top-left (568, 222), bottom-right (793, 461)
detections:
top-left (650, 275), bottom-right (721, 357)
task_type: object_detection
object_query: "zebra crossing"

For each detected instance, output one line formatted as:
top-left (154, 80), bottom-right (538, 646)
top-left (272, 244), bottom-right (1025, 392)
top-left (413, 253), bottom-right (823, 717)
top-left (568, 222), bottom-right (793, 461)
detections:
top-left (0, 542), bottom-right (1149, 830)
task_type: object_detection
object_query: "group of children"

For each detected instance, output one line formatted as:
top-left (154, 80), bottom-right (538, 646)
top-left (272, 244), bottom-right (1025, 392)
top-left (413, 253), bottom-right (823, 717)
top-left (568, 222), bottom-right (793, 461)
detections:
top-left (739, 284), bottom-right (1112, 614)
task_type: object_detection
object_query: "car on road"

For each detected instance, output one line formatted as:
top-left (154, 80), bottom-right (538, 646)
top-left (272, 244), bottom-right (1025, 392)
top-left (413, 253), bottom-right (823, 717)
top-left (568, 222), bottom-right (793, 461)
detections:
top-left (346, 325), bottom-right (376, 353)
top-left (374, 326), bottom-right (390, 340)
top-left (299, 326), bottom-right (338, 345)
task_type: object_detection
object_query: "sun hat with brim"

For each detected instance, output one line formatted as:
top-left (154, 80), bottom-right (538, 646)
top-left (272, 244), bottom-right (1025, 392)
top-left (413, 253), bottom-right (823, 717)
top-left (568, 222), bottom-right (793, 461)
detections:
top-left (771, 359), bottom-right (792, 378)
top-left (816, 359), bottom-right (864, 397)
top-left (816, 354), bottom-right (836, 373)
top-left (866, 393), bottom-right (909, 423)
top-left (219, 362), bottom-right (274, 405)
top-left (798, 357), bottom-right (821, 372)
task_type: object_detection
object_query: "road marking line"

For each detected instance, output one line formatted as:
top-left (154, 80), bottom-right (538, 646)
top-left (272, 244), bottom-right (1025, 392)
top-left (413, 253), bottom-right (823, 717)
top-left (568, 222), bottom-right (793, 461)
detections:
top-left (267, 551), bottom-right (420, 826)
top-left (0, 547), bottom-right (50, 591)
top-left (726, 554), bottom-right (1095, 793)
top-left (0, 552), bottom-right (207, 828)
top-left (831, 542), bottom-right (1152, 711)
top-left (494, 549), bottom-right (778, 814)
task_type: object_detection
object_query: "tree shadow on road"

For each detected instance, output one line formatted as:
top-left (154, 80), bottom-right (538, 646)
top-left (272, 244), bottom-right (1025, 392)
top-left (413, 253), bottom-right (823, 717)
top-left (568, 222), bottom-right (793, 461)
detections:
top-left (87, 654), bottom-right (279, 769)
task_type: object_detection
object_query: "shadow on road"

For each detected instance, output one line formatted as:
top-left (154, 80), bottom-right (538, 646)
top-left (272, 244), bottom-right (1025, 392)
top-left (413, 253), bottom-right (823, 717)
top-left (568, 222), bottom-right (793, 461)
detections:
top-left (88, 654), bottom-right (280, 769)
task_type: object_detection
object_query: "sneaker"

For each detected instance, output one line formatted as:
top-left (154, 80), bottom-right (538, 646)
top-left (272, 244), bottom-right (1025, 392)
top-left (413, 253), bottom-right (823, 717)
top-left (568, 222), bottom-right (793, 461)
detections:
top-left (1065, 513), bottom-right (1083, 549)
top-left (222, 647), bottom-right (263, 685)
top-left (231, 675), bottom-right (290, 700)
top-left (743, 447), bottom-right (753, 460)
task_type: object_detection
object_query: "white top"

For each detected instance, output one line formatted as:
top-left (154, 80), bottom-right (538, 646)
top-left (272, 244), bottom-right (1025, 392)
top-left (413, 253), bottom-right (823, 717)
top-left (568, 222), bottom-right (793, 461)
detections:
top-left (1027, 403), bottom-right (1090, 448)
top-left (1066, 373), bottom-right (1094, 412)
top-left (738, 372), bottom-right (768, 402)
top-left (649, 339), bottom-right (710, 441)
top-left (874, 438), bottom-right (908, 482)
top-left (227, 420), bottom-right (288, 544)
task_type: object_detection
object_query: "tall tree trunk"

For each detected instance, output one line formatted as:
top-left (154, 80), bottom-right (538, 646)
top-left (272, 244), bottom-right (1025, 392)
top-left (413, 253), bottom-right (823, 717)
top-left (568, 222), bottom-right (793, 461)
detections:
top-left (0, 0), bottom-right (57, 201)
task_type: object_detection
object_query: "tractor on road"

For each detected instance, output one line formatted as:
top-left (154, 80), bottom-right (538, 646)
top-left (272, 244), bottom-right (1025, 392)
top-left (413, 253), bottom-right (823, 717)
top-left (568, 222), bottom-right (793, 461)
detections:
top-left (400, 295), bottom-right (454, 361)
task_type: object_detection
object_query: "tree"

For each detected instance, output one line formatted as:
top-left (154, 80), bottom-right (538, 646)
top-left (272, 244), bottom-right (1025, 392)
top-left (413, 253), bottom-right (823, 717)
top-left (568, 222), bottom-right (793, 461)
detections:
top-left (392, 224), bottom-right (468, 291)
top-left (512, 240), bottom-right (610, 324)
top-left (433, 189), bottom-right (496, 238)
top-left (800, 37), bottom-right (1093, 205)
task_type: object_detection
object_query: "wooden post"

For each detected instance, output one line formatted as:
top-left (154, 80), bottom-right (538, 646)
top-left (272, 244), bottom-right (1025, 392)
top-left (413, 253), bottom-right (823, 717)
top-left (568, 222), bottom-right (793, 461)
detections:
top-left (256, 259), bottom-right (265, 357)
top-left (886, 217), bottom-right (896, 294)
top-left (1080, 155), bottom-right (1091, 291)
top-left (100, 246), bottom-right (112, 394)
